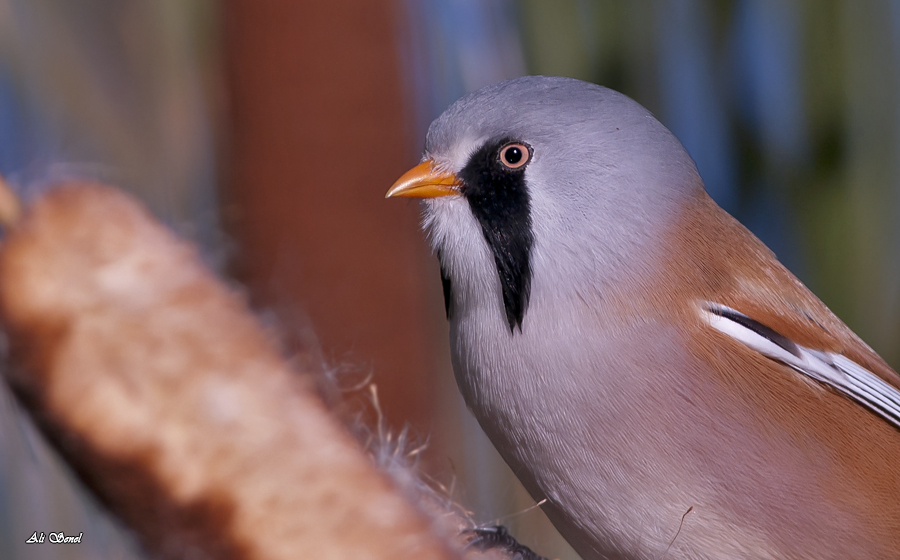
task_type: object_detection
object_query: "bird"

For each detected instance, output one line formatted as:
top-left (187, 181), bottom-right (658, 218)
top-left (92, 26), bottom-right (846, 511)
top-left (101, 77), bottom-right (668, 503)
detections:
top-left (385, 76), bottom-right (900, 560)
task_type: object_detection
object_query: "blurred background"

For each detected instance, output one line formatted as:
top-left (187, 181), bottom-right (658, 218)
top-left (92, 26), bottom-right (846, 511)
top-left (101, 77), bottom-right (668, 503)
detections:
top-left (0, 1), bottom-right (898, 559)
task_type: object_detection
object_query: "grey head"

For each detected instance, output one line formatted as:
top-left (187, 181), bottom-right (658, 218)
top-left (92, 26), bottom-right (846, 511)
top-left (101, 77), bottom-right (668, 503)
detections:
top-left (410, 76), bottom-right (704, 333)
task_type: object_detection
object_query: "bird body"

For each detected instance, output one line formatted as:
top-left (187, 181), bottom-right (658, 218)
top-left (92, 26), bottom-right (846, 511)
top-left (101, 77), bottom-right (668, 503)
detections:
top-left (387, 76), bottom-right (900, 559)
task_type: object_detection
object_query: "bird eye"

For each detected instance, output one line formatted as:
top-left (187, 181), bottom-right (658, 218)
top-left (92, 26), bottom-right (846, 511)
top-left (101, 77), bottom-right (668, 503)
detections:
top-left (499, 143), bottom-right (530, 170)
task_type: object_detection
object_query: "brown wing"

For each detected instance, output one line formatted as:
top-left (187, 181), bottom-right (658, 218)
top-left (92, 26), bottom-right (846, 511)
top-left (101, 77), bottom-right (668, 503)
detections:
top-left (669, 190), bottom-right (900, 392)
top-left (651, 189), bottom-right (900, 554)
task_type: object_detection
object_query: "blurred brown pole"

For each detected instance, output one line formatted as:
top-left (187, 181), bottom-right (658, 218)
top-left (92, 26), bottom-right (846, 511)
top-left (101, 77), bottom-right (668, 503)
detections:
top-left (222, 2), bottom-right (439, 435)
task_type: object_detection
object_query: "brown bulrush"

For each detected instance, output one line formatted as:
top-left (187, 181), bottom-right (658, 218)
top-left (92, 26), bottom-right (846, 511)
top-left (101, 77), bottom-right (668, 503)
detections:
top-left (0, 180), bottom-right (474, 559)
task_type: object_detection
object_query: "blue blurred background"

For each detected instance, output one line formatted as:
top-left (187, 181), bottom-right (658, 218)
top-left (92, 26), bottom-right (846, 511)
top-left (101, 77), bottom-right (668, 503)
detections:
top-left (0, 2), bottom-right (897, 559)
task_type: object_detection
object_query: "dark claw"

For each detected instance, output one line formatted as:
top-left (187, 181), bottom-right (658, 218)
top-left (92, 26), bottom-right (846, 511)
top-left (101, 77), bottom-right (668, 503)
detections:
top-left (464, 525), bottom-right (549, 560)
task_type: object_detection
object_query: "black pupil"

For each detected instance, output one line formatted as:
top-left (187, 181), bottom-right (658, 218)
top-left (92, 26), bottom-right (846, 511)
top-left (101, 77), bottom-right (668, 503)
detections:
top-left (504, 146), bottom-right (522, 165)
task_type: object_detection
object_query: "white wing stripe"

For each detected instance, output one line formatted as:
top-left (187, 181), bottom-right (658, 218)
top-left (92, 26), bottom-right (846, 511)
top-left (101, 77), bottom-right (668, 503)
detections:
top-left (704, 303), bottom-right (900, 429)
top-left (832, 353), bottom-right (900, 404)
top-left (705, 309), bottom-right (799, 364)
top-left (812, 350), bottom-right (900, 415)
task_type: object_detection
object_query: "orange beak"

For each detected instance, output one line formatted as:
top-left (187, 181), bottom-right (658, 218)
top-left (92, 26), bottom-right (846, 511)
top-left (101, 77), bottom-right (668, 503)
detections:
top-left (385, 160), bottom-right (461, 199)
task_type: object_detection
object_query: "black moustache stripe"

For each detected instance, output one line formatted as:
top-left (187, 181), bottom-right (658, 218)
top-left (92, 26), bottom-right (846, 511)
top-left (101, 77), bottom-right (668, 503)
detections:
top-left (437, 250), bottom-right (453, 320)
top-left (457, 138), bottom-right (533, 333)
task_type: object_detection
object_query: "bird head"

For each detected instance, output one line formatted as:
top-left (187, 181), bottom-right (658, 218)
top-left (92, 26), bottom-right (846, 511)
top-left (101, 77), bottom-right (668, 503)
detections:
top-left (387, 76), bottom-right (704, 334)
